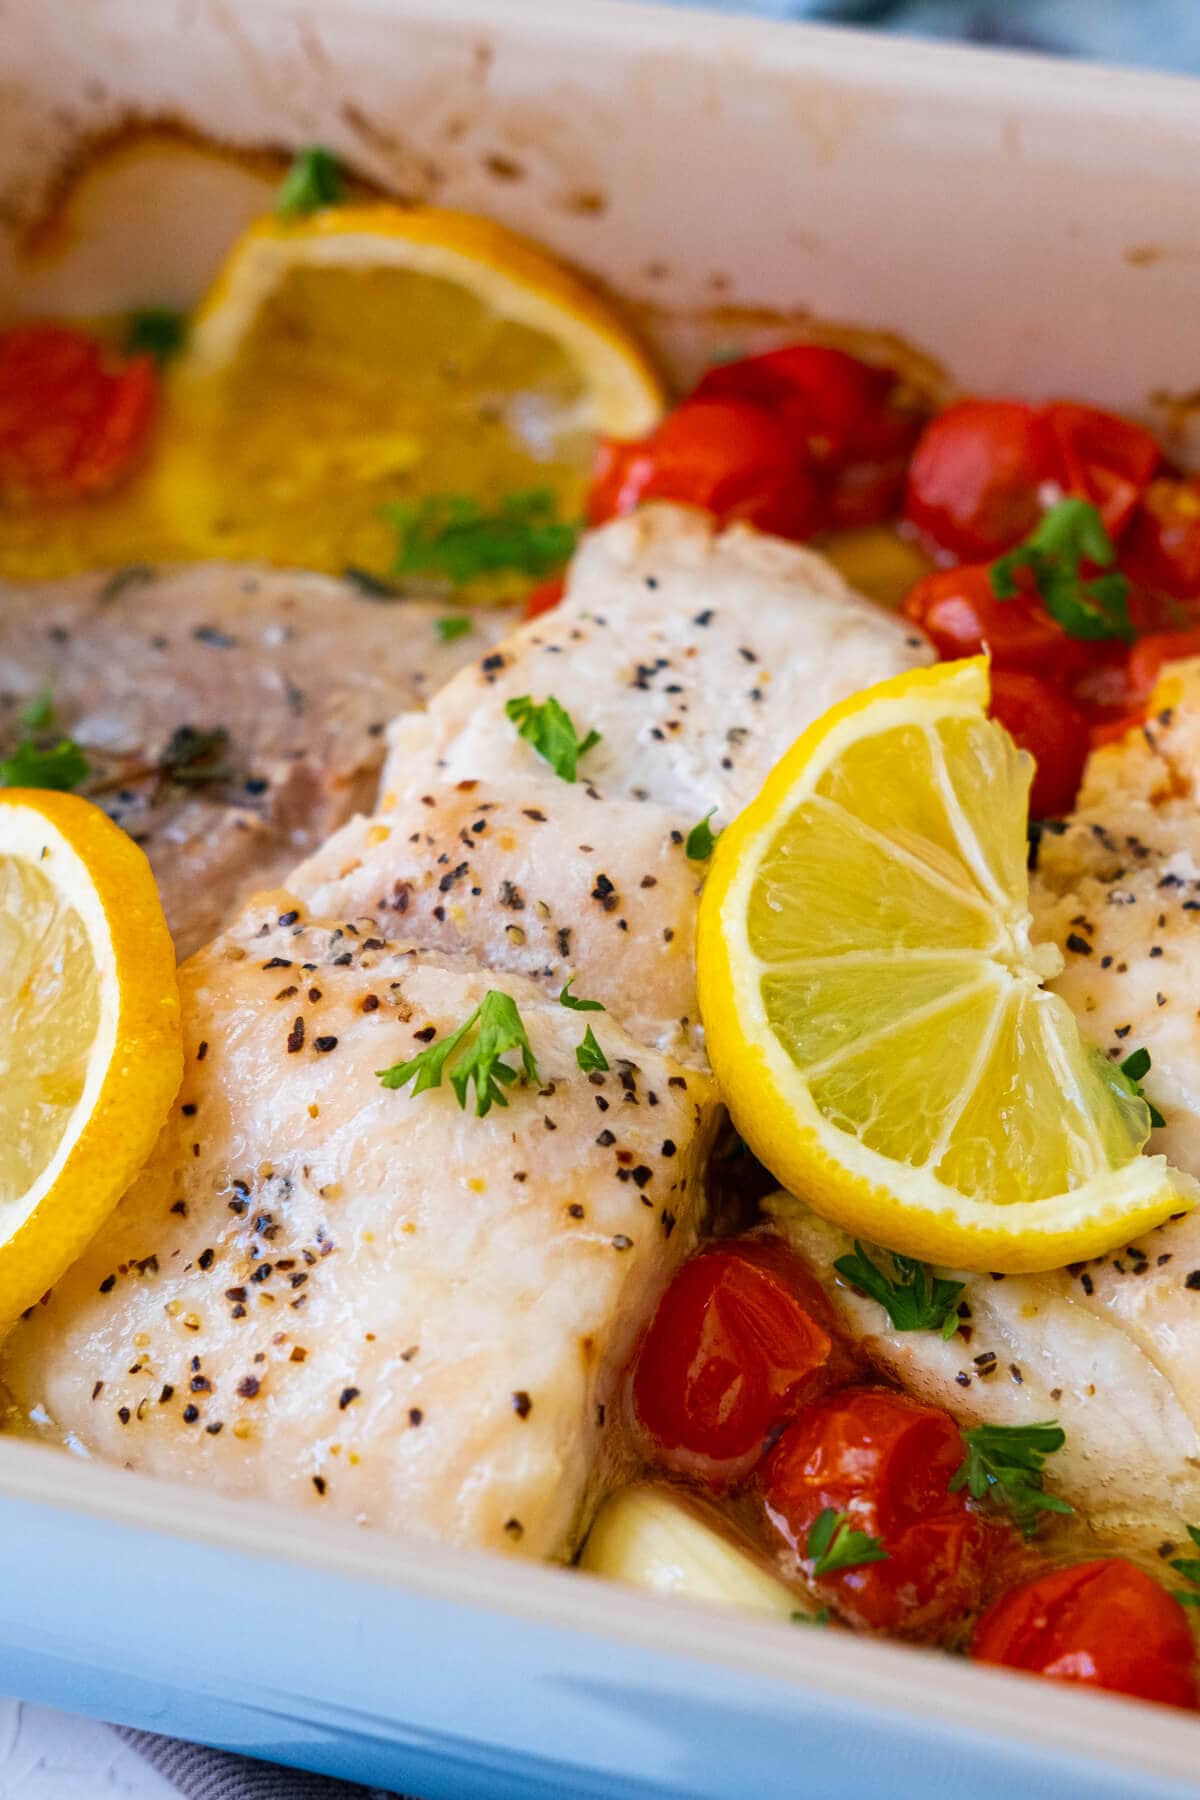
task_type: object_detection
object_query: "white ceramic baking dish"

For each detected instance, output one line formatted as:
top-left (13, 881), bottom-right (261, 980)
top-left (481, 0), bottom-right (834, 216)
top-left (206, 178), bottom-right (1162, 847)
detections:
top-left (2, 3), bottom-right (1200, 1793)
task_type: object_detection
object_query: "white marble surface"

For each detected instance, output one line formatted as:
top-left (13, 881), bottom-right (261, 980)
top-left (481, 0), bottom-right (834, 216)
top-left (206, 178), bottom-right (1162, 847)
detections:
top-left (0, 1703), bottom-right (174, 1800)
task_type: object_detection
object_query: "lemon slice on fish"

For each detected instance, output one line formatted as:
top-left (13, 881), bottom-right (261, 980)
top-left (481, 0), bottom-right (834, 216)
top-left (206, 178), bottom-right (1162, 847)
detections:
top-left (0, 792), bottom-right (181, 1319)
top-left (697, 658), bottom-right (1192, 1274)
top-left (164, 203), bottom-right (666, 580)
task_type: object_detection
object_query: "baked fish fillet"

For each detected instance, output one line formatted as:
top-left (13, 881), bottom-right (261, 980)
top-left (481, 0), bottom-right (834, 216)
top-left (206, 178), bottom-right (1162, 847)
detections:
top-left (0, 564), bottom-right (513, 957)
top-left (1, 510), bottom-right (930, 1556)
top-left (8, 901), bottom-right (715, 1557)
top-left (293, 504), bottom-right (933, 1061)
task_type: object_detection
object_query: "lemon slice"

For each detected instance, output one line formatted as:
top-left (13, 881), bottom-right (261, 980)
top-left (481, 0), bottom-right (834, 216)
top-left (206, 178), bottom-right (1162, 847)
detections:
top-left (159, 203), bottom-right (666, 580)
top-left (697, 659), bottom-right (1192, 1274)
top-left (0, 792), bottom-right (181, 1319)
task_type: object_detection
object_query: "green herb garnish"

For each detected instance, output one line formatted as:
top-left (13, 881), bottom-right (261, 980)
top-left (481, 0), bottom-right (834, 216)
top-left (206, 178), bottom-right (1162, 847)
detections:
top-left (158, 725), bottom-right (233, 787)
top-left (790, 1607), bottom-right (831, 1627)
top-left (385, 489), bottom-right (579, 588)
top-left (685, 809), bottom-right (719, 861)
top-left (505, 694), bottom-right (600, 783)
top-left (559, 977), bottom-right (605, 1013)
top-left (342, 565), bottom-right (403, 600)
top-left (990, 498), bottom-right (1133, 643)
top-left (125, 308), bottom-right (187, 363)
top-left (950, 1421), bottom-right (1073, 1539)
top-left (834, 1240), bottom-right (964, 1339)
top-left (806, 1508), bottom-right (888, 1579)
top-left (1171, 1525), bottom-right (1200, 1607)
top-left (1111, 1044), bottom-right (1166, 1129)
top-left (435, 615), bottom-right (472, 643)
top-left (276, 145), bottom-right (345, 217)
top-left (377, 988), bottom-right (540, 1118)
top-left (1, 690), bottom-right (88, 793)
top-left (576, 1025), bottom-right (609, 1074)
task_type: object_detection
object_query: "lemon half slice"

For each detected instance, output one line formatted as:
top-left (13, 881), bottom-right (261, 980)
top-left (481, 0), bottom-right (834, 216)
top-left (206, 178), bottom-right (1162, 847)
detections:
top-left (697, 659), bottom-right (1191, 1273)
top-left (162, 204), bottom-right (666, 578)
top-left (0, 792), bottom-right (181, 1319)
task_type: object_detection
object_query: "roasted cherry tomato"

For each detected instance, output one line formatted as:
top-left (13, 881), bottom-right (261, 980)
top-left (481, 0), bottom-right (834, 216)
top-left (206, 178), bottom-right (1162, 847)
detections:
top-left (904, 400), bottom-right (1053, 561)
top-left (631, 1235), bottom-right (838, 1484)
top-left (693, 344), bottom-right (921, 531)
top-left (1042, 402), bottom-right (1161, 542)
top-left (973, 1559), bottom-right (1199, 1711)
top-left (0, 322), bottom-right (158, 503)
top-left (763, 1387), bottom-right (991, 1639)
top-left (523, 573), bottom-right (566, 619)
top-left (1126, 628), bottom-right (1200, 709)
top-left (902, 563), bottom-right (1081, 679)
top-left (588, 398), bottom-right (821, 540)
top-left (1122, 475), bottom-right (1200, 600)
top-left (988, 669), bottom-right (1089, 818)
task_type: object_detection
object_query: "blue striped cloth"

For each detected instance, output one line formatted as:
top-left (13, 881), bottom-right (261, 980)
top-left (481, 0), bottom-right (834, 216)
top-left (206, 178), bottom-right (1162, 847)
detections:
top-left (665, 0), bottom-right (1200, 75)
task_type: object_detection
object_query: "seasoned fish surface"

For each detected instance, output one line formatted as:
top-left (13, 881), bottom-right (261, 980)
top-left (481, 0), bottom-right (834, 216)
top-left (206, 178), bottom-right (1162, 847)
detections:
top-left (295, 506), bottom-right (933, 1059)
top-left (7, 901), bottom-right (714, 1557)
top-left (0, 565), bottom-right (512, 956)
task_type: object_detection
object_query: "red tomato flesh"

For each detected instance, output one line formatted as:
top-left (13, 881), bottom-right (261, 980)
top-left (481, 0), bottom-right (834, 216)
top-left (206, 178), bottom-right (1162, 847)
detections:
top-left (902, 563), bottom-right (1081, 679)
top-left (973, 1558), bottom-right (1199, 1711)
top-left (988, 669), bottom-right (1089, 818)
top-left (523, 573), bottom-right (566, 619)
top-left (904, 400), bottom-right (1053, 561)
top-left (589, 397), bottom-right (822, 541)
top-left (1122, 475), bottom-right (1200, 600)
top-left (1042, 402), bottom-right (1160, 542)
top-left (763, 1386), bottom-right (992, 1639)
top-left (631, 1236), bottom-right (837, 1482)
top-left (0, 322), bottom-right (158, 503)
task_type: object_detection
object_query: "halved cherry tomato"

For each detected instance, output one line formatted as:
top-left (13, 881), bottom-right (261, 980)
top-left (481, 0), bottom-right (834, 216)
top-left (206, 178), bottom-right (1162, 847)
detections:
top-left (763, 1387), bottom-right (992, 1639)
top-left (588, 398), bottom-right (821, 541)
top-left (988, 669), bottom-right (1089, 818)
top-left (973, 1559), bottom-right (1198, 1711)
top-left (1042, 402), bottom-right (1161, 542)
top-left (523, 573), bottom-right (566, 620)
top-left (902, 563), bottom-right (1081, 679)
top-left (694, 344), bottom-right (922, 531)
top-left (904, 400), bottom-right (1054, 561)
top-left (631, 1235), bottom-right (838, 1485)
top-left (0, 322), bottom-right (158, 502)
top-left (1122, 475), bottom-right (1200, 600)
top-left (1126, 628), bottom-right (1200, 708)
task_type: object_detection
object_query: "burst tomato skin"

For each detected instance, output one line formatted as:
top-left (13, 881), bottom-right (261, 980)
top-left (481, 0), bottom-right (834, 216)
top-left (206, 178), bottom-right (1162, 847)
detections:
top-left (631, 1234), bottom-right (839, 1486)
top-left (902, 563), bottom-right (1083, 679)
top-left (762, 1386), bottom-right (993, 1639)
top-left (973, 1559), bottom-right (1199, 1711)
top-left (589, 398), bottom-right (822, 540)
top-left (1041, 402), bottom-right (1161, 542)
top-left (0, 323), bottom-right (158, 502)
top-left (523, 573), bottom-right (566, 619)
top-left (988, 669), bottom-right (1089, 819)
top-left (903, 400), bottom-right (1054, 561)
top-left (1122, 475), bottom-right (1200, 600)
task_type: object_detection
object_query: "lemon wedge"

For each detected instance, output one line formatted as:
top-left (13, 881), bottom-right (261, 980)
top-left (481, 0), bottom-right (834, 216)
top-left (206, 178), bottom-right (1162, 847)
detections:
top-left (697, 659), bottom-right (1191, 1274)
top-left (157, 203), bottom-right (666, 581)
top-left (0, 792), bottom-right (181, 1319)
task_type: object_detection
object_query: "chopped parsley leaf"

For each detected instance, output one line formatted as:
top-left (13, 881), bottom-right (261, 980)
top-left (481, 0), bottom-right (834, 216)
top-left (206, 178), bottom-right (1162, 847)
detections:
top-left (1, 690), bottom-right (88, 793)
top-left (125, 308), bottom-right (187, 363)
top-left (342, 565), bottom-right (403, 600)
top-left (1171, 1525), bottom-right (1200, 1606)
top-left (576, 1025), bottom-right (609, 1073)
top-left (685, 809), bottom-right (719, 861)
top-left (806, 1508), bottom-right (888, 1579)
top-left (990, 498), bottom-right (1133, 643)
top-left (505, 694), bottom-right (600, 783)
top-left (834, 1240), bottom-right (964, 1339)
top-left (385, 489), bottom-right (579, 588)
top-left (559, 977), bottom-right (605, 1013)
top-left (1113, 1044), bottom-right (1167, 1129)
top-left (276, 145), bottom-right (345, 217)
top-left (950, 1420), bottom-right (1073, 1539)
top-left (435, 615), bottom-right (472, 643)
top-left (790, 1607), bottom-right (831, 1627)
top-left (377, 989), bottom-right (540, 1118)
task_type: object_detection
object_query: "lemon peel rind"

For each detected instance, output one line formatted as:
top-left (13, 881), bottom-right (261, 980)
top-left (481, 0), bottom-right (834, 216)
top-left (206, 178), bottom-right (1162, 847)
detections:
top-left (697, 658), bottom-right (1195, 1275)
top-left (0, 792), bottom-right (182, 1320)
